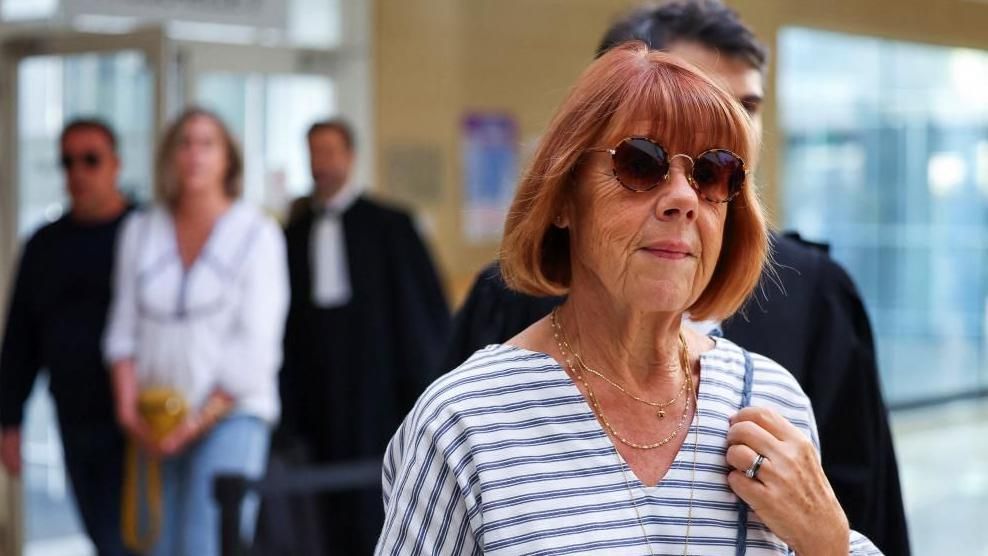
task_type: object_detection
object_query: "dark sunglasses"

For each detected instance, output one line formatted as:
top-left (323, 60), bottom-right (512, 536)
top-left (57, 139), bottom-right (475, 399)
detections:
top-left (60, 152), bottom-right (103, 171)
top-left (587, 137), bottom-right (748, 203)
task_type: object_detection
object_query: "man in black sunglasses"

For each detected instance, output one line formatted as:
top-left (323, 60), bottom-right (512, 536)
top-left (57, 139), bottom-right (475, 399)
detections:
top-left (1, 119), bottom-right (134, 555)
top-left (442, 1), bottom-right (910, 554)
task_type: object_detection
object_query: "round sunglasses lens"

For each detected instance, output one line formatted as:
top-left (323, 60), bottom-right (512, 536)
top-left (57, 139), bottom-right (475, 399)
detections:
top-left (613, 138), bottom-right (668, 191)
top-left (694, 150), bottom-right (745, 201)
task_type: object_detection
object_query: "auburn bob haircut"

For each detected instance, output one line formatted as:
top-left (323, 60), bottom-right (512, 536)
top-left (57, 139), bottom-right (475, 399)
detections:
top-left (500, 42), bottom-right (768, 321)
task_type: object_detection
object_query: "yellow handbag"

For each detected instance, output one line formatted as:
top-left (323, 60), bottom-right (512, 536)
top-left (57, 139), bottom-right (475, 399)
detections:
top-left (121, 387), bottom-right (187, 553)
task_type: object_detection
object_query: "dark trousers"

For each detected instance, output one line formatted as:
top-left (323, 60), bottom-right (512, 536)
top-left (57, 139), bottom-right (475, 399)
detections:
top-left (60, 420), bottom-right (134, 556)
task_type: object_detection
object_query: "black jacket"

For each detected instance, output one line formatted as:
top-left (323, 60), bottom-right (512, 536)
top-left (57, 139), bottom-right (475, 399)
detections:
top-left (276, 195), bottom-right (450, 554)
top-left (441, 232), bottom-right (910, 556)
top-left (0, 209), bottom-right (131, 428)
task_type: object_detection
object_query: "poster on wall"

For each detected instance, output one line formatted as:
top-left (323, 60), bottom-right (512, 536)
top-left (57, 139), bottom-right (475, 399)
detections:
top-left (461, 112), bottom-right (519, 243)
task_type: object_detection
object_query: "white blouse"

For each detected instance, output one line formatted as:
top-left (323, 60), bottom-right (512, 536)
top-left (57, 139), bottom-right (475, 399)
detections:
top-left (104, 201), bottom-right (289, 423)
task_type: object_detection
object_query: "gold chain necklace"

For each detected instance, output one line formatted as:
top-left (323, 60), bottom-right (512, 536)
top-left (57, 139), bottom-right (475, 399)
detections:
top-left (552, 309), bottom-right (692, 449)
top-left (579, 359), bottom-right (687, 418)
top-left (562, 330), bottom-right (688, 419)
top-left (549, 307), bottom-right (699, 555)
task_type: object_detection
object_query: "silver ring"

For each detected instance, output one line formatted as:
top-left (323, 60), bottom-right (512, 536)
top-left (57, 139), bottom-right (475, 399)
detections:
top-left (745, 454), bottom-right (766, 480)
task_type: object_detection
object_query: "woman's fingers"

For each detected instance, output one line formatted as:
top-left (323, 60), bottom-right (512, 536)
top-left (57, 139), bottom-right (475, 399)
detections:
top-left (730, 406), bottom-right (802, 443)
top-left (726, 469), bottom-right (770, 509)
top-left (121, 416), bottom-right (144, 439)
top-left (158, 419), bottom-right (201, 456)
top-left (120, 415), bottom-right (163, 456)
top-left (726, 419), bottom-right (780, 459)
top-left (724, 407), bottom-right (852, 553)
top-left (725, 443), bottom-right (771, 480)
top-left (728, 406), bottom-right (819, 474)
top-left (159, 425), bottom-right (188, 454)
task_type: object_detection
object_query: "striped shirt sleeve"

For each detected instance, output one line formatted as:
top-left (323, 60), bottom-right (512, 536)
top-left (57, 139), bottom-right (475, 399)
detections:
top-left (850, 530), bottom-right (884, 555)
top-left (376, 392), bottom-right (480, 555)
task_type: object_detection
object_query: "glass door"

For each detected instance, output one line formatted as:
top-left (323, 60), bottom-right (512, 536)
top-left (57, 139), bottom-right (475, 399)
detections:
top-left (179, 41), bottom-right (337, 219)
top-left (777, 28), bottom-right (988, 405)
top-left (15, 49), bottom-right (155, 235)
top-left (0, 28), bottom-right (166, 556)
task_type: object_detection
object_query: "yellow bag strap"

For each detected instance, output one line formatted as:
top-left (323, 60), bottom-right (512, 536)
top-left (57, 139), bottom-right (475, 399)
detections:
top-left (120, 387), bottom-right (190, 553)
top-left (121, 441), bottom-right (162, 553)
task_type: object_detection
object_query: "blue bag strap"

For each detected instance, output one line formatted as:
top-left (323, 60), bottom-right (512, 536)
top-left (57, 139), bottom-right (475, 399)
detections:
top-left (739, 349), bottom-right (755, 407)
top-left (735, 349), bottom-right (755, 556)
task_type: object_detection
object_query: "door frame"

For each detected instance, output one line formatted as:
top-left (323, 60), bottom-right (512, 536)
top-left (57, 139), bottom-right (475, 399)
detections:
top-left (175, 40), bottom-right (356, 210)
top-left (176, 37), bottom-right (373, 196)
top-left (0, 22), bottom-right (373, 552)
top-left (0, 26), bottom-right (169, 556)
top-left (0, 25), bottom-right (170, 302)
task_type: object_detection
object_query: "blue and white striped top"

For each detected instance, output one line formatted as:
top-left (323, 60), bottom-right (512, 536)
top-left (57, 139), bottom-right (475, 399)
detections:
top-left (376, 337), bottom-right (882, 555)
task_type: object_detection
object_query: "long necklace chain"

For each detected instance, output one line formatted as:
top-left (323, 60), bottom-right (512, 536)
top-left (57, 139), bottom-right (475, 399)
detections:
top-left (550, 307), bottom-right (699, 555)
top-left (684, 405), bottom-right (698, 555)
top-left (551, 309), bottom-right (692, 450)
top-left (619, 408), bottom-right (700, 556)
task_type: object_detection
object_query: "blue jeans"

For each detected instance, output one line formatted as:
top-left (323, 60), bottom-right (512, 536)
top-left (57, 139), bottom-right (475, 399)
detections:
top-left (151, 414), bottom-right (270, 556)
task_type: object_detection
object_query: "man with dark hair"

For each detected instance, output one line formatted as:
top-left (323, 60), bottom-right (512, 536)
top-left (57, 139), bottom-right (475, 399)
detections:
top-left (286, 120), bottom-right (358, 225)
top-left (307, 118), bottom-right (355, 148)
top-left (62, 119), bottom-right (119, 152)
top-left (279, 118), bottom-right (450, 553)
top-left (1, 118), bottom-right (133, 555)
top-left (598, 0), bottom-right (768, 70)
top-left (443, 2), bottom-right (910, 554)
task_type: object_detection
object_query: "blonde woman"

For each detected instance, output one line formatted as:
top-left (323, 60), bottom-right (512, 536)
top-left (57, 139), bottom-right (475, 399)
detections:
top-left (105, 108), bottom-right (288, 556)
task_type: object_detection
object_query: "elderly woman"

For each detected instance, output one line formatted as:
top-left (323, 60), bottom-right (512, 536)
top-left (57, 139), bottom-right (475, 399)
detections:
top-left (376, 44), bottom-right (881, 555)
top-left (105, 108), bottom-right (289, 555)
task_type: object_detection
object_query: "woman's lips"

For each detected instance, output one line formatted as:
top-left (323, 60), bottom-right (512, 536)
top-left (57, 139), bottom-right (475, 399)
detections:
top-left (642, 248), bottom-right (692, 260)
top-left (640, 241), bottom-right (695, 260)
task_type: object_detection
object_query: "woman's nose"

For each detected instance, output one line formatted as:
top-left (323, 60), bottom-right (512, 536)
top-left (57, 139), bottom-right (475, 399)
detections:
top-left (655, 164), bottom-right (698, 221)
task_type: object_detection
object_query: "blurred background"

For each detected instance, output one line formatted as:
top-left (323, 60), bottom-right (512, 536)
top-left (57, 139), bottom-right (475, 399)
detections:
top-left (0, 0), bottom-right (985, 555)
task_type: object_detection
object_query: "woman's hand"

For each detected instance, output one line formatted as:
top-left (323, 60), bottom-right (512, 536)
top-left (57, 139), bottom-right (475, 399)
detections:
top-left (726, 406), bottom-right (850, 556)
top-left (158, 389), bottom-right (234, 456)
top-left (157, 417), bottom-right (201, 457)
top-left (111, 359), bottom-right (157, 454)
top-left (1, 427), bottom-right (22, 476)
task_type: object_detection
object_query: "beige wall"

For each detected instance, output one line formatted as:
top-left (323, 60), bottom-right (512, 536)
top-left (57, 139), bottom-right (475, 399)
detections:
top-left (373, 0), bottom-right (988, 306)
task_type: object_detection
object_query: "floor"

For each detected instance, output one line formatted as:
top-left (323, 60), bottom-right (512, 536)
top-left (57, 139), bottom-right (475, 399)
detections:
top-left (891, 397), bottom-right (988, 555)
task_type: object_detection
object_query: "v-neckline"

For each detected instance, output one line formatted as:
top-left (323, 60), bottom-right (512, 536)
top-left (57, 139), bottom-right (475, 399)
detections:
top-left (170, 202), bottom-right (235, 273)
top-left (500, 336), bottom-right (724, 490)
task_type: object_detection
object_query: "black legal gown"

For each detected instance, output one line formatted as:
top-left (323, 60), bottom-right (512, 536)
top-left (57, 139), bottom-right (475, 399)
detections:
top-left (442, 232), bottom-right (911, 556)
top-left (278, 195), bottom-right (450, 555)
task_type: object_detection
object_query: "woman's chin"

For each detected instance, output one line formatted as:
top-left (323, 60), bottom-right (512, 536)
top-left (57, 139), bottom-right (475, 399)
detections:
top-left (178, 178), bottom-right (219, 197)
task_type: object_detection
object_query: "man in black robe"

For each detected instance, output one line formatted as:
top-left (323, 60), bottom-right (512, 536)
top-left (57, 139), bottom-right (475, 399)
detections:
top-left (279, 119), bottom-right (449, 554)
top-left (442, 2), bottom-right (910, 554)
top-left (0, 119), bottom-right (134, 556)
